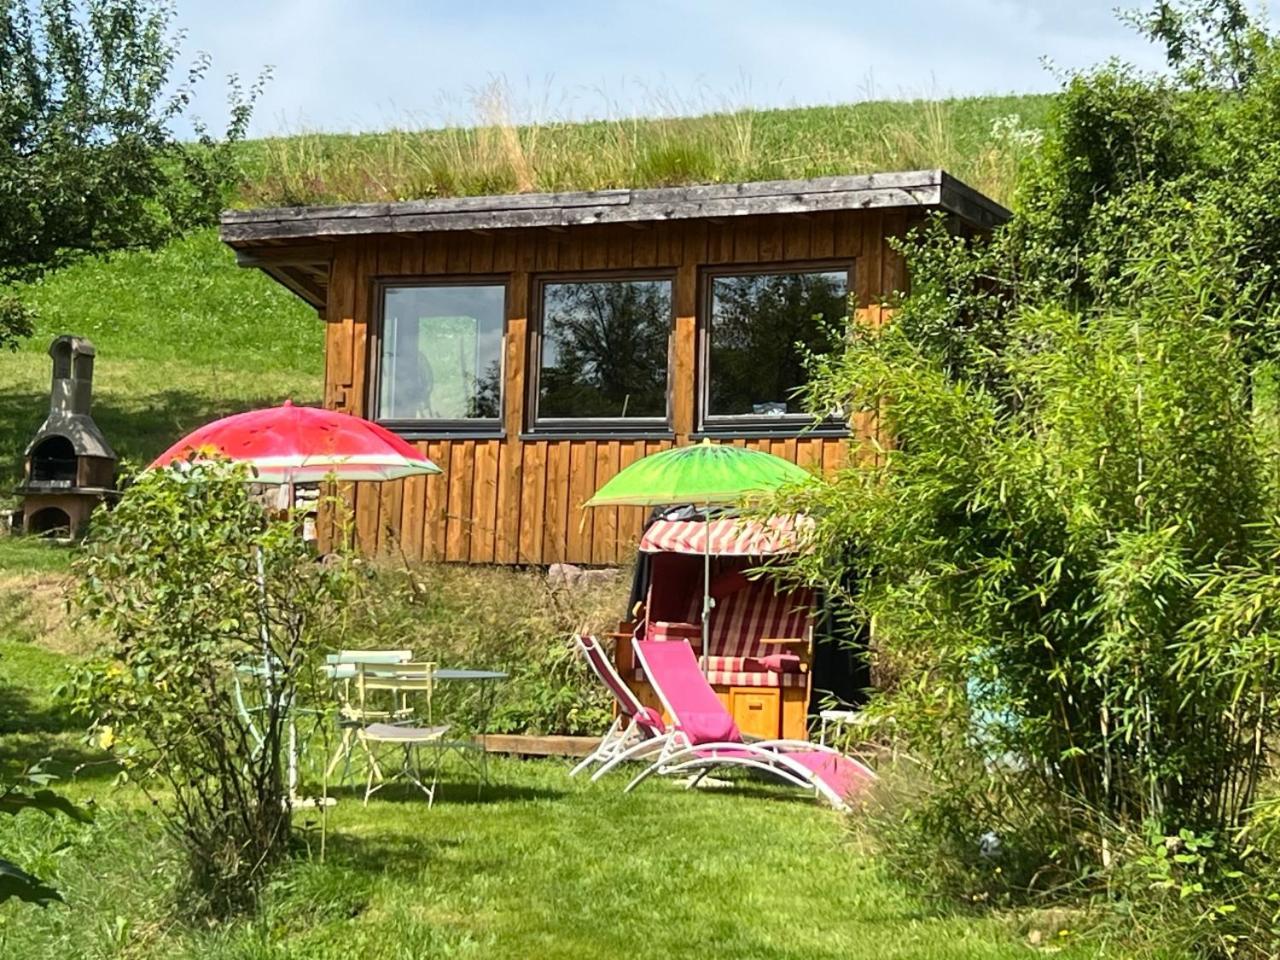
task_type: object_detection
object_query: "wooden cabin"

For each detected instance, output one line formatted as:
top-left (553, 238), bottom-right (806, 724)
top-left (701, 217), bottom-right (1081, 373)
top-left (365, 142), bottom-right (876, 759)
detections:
top-left (221, 170), bottom-right (1008, 565)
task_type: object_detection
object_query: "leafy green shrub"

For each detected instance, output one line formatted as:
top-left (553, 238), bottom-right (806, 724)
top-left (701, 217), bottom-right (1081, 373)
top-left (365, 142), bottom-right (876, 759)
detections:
top-left (0, 0), bottom-right (265, 285)
top-left (0, 0), bottom-right (267, 353)
top-left (0, 761), bottom-right (91, 906)
top-left (71, 461), bottom-right (357, 917)
top-left (0, 292), bottom-right (33, 352)
top-left (792, 225), bottom-right (1280, 952)
top-left (775, 6), bottom-right (1280, 953)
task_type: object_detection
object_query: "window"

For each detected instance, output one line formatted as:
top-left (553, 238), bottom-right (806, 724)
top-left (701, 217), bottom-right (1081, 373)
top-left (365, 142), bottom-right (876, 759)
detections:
top-left (703, 266), bottom-right (850, 428)
top-left (376, 283), bottom-right (505, 429)
top-left (534, 276), bottom-right (673, 427)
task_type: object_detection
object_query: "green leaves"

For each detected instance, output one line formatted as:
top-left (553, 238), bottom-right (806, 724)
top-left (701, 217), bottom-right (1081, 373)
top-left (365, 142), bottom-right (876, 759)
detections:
top-left (0, 762), bottom-right (93, 908)
top-left (0, 0), bottom-right (265, 293)
top-left (0, 857), bottom-right (62, 906)
top-left (70, 459), bottom-right (356, 917)
top-left (774, 7), bottom-right (1280, 935)
top-left (0, 788), bottom-right (93, 824)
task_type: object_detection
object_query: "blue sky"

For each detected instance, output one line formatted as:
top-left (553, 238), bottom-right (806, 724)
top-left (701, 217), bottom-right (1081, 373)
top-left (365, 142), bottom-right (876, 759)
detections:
top-left (178, 1), bottom-right (1196, 137)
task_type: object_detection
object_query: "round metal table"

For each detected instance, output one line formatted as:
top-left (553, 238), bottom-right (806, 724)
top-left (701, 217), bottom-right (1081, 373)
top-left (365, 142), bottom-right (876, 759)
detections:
top-left (431, 668), bottom-right (508, 788)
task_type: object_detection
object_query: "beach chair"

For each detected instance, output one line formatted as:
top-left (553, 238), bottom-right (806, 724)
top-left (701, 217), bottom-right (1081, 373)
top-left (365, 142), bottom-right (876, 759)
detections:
top-left (632, 542), bottom-right (820, 741)
top-left (569, 634), bottom-right (668, 778)
top-left (626, 638), bottom-right (875, 810)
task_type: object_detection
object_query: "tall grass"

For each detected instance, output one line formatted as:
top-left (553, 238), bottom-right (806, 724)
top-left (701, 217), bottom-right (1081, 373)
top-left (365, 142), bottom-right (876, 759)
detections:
top-left (235, 82), bottom-right (1051, 209)
top-left (332, 559), bottom-right (629, 735)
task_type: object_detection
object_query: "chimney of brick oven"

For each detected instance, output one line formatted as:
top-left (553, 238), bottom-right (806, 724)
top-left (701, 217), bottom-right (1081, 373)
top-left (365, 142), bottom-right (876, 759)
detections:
top-left (49, 335), bottom-right (95, 416)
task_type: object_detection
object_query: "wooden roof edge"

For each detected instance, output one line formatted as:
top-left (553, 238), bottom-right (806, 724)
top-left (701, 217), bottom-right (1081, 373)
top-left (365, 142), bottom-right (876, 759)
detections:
top-left (220, 169), bottom-right (1010, 244)
top-left (938, 171), bottom-right (1012, 231)
top-left (254, 264), bottom-right (327, 312)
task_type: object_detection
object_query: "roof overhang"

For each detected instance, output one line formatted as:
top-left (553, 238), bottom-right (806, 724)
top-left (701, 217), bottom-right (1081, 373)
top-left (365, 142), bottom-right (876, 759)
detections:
top-left (220, 169), bottom-right (1011, 311)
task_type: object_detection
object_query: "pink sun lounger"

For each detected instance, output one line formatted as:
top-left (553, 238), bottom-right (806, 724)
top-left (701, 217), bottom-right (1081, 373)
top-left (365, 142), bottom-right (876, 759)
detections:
top-left (569, 634), bottom-right (668, 778)
top-left (623, 638), bottom-right (875, 810)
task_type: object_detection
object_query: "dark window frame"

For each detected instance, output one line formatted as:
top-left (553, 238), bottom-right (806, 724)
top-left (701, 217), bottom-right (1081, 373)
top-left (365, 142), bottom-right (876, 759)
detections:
top-left (697, 260), bottom-right (855, 437)
top-left (368, 275), bottom-right (510, 439)
top-left (527, 269), bottom-right (677, 435)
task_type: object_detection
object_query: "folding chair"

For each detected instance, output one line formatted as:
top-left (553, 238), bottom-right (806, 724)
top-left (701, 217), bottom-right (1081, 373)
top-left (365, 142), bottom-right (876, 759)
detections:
top-left (626, 638), bottom-right (876, 811)
top-left (569, 633), bottom-right (668, 778)
top-left (323, 649), bottom-right (413, 783)
top-left (350, 661), bottom-right (450, 806)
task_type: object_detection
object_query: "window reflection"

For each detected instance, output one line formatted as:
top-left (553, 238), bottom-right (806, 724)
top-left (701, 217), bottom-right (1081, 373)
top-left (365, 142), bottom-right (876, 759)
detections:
top-left (707, 269), bottom-right (848, 419)
top-left (538, 278), bottom-right (672, 420)
top-left (378, 285), bottom-right (505, 422)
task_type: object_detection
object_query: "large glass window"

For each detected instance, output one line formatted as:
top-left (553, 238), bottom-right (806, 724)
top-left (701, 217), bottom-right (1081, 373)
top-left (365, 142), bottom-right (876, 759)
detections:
top-left (705, 267), bottom-right (849, 423)
top-left (377, 284), bottom-right (505, 425)
top-left (536, 277), bottom-right (672, 423)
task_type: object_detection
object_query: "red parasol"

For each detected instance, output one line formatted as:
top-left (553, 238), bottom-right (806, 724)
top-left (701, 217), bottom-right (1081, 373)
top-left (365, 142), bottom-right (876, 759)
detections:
top-left (150, 400), bottom-right (440, 483)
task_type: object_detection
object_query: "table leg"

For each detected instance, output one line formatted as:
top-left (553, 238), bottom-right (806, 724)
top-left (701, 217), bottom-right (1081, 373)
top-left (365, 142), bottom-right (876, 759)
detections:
top-left (477, 678), bottom-right (498, 791)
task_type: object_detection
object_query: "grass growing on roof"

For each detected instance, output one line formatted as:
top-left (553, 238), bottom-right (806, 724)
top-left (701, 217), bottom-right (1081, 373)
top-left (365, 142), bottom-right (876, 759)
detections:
top-left (235, 92), bottom-right (1051, 210)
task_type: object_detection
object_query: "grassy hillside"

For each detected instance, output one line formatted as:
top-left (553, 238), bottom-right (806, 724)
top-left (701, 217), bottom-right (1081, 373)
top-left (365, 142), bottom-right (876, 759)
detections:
top-left (0, 230), bottom-right (319, 493)
top-left (0, 93), bottom-right (1051, 501)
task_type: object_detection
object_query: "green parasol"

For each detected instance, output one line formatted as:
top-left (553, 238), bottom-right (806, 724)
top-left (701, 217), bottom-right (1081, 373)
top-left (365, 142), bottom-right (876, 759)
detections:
top-left (585, 441), bottom-right (814, 668)
top-left (585, 441), bottom-right (812, 508)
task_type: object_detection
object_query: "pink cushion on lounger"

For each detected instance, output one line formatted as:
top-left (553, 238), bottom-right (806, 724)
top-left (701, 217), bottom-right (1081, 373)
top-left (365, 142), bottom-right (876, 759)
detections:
top-left (681, 711), bottom-right (741, 745)
top-left (636, 706), bottom-right (665, 732)
top-left (789, 751), bottom-right (874, 801)
top-left (634, 639), bottom-right (743, 745)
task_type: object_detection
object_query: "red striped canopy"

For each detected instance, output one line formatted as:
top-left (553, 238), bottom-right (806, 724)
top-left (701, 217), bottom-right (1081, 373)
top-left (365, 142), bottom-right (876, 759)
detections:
top-left (638, 515), bottom-right (811, 556)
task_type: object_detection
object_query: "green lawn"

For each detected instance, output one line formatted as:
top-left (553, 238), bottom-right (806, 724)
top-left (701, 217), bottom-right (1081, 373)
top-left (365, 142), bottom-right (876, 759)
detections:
top-left (0, 536), bottom-right (75, 575)
top-left (4, 757), bottom-right (1094, 960)
top-left (0, 544), bottom-right (1108, 959)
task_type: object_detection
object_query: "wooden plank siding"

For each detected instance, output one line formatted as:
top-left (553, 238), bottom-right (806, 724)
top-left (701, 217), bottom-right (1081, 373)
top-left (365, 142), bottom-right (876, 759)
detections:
top-left (318, 209), bottom-right (915, 564)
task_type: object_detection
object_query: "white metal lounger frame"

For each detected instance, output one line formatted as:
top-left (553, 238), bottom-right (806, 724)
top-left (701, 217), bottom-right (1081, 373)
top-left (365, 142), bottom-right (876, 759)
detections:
top-left (623, 640), bottom-right (876, 811)
top-left (570, 634), bottom-right (670, 778)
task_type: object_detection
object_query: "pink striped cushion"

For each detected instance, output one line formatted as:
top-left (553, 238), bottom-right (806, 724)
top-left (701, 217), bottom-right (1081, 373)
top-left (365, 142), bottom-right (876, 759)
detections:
top-left (634, 665), bottom-right (805, 688)
top-left (706, 578), bottom-right (814, 661)
top-left (703, 669), bottom-right (808, 688)
top-left (705, 655), bottom-right (802, 674)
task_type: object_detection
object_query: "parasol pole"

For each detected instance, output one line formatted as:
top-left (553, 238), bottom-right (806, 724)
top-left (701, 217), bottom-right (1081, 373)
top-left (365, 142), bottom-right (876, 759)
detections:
top-left (259, 469), bottom-right (301, 804)
top-left (285, 469), bottom-right (298, 801)
top-left (701, 499), bottom-right (712, 674)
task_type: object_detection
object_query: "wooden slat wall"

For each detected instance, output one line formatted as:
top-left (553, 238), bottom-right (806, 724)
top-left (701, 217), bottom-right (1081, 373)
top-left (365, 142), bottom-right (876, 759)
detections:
top-left (321, 210), bottom-right (914, 564)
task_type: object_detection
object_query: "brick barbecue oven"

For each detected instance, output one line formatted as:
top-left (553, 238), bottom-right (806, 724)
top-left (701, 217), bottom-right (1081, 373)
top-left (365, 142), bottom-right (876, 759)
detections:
top-left (18, 335), bottom-right (118, 537)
